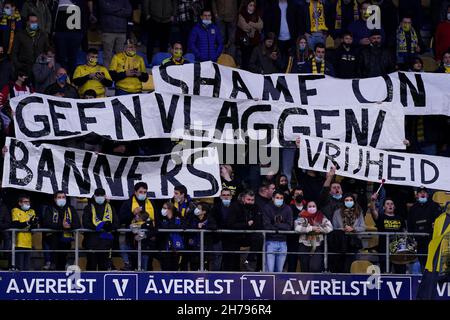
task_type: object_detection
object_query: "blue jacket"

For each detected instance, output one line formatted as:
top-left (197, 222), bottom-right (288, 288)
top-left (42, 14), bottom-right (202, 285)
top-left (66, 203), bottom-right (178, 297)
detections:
top-left (98, 0), bottom-right (132, 33)
top-left (188, 22), bottom-right (223, 62)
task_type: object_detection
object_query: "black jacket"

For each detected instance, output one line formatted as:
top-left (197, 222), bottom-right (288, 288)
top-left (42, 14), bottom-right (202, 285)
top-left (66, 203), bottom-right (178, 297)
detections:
top-left (319, 186), bottom-right (343, 221)
top-left (333, 44), bottom-right (359, 79)
top-left (44, 82), bottom-right (79, 99)
top-left (358, 44), bottom-right (395, 78)
top-left (407, 200), bottom-right (441, 252)
top-left (42, 204), bottom-right (81, 230)
top-left (0, 198), bottom-right (10, 231)
top-left (226, 201), bottom-right (263, 246)
top-left (264, 0), bottom-right (302, 40)
top-left (262, 202), bottom-right (293, 242)
top-left (82, 202), bottom-right (119, 250)
top-left (12, 29), bottom-right (50, 74)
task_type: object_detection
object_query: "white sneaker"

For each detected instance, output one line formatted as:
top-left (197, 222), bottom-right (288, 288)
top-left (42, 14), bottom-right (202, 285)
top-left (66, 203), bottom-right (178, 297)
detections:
top-left (42, 262), bottom-right (52, 270)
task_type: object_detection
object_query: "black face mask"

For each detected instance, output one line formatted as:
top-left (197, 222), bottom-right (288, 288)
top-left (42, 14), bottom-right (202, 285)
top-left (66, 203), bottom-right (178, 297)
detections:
top-left (279, 184), bottom-right (289, 191)
top-left (295, 195), bottom-right (303, 203)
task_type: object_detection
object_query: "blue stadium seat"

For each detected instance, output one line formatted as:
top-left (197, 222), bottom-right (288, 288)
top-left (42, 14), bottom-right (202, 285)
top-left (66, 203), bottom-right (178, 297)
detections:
top-left (151, 52), bottom-right (171, 67)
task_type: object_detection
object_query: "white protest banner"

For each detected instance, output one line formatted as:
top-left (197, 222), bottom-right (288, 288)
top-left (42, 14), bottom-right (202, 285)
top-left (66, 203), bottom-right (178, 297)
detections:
top-left (152, 61), bottom-right (450, 116)
top-left (2, 137), bottom-right (221, 199)
top-left (11, 93), bottom-right (405, 149)
top-left (298, 135), bottom-right (450, 191)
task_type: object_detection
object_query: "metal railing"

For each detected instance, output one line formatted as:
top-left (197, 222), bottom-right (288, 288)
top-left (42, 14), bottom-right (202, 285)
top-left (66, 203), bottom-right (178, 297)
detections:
top-left (0, 228), bottom-right (430, 273)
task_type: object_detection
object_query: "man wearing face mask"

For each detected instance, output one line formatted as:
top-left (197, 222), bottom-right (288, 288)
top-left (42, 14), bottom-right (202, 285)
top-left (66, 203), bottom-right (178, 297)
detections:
top-left (209, 188), bottom-right (233, 271)
top-left (82, 188), bottom-right (119, 271)
top-left (358, 29), bottom-right (395, 78)
top-left (436, 50), bottom-right (450, 73)
top-left (319, 166), bottom-right (344, 221)
top-left (227, 190), bottom-right (263, 271)
top-left (435, 5), bottom-right (450, 63)
top-left (303, 42), bottom-right (335, 75)
top-left (263, 190), bottom-right (293, 272)
top-left (44, 67), bottom-right (79, 98)
top-left (32, 47), bottom-right (61, 92)
top-left (11, 13), bottom-right (49, 76)
top-left (73, 48), bottom-right (113, 97)
top-left (396, 16), bottom-right (422, 71)
top-left (348, 1), bottom-right (385, 47)
top-left (10, 194), bottom-right (38, 271)
top-left (162, 41), bottom-right (189, 66)
top-left (333, 31), bottom-right (359, 78)
top-left (119, 182), bottom-right (156, 271)
top-left (21, 0), bottom-right (51, 34)
top-left (109, 39), bottom-right (149, 95)
top-left (0, 0), bottom-right (22, 57)
top-left (188, 8), bottom-right (223, 62)
top-left (42, 191), bottom-right (80, 271)
top-left (408, 187), bottom-right (442, 270)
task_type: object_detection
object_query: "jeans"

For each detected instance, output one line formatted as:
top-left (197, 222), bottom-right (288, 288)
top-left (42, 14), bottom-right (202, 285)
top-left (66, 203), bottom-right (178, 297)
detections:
top-left (54, 31), bottom-right (84, 75)
top-left (282, 148), bottom-right (296, 187)
top-left (407, 259), bottom-right (423, 274)
top-left (119, 233), bottom-right (130, 266)
top-left (209, 241), bottom-right (223, 271)
top-left (306, 32), bottom-right (326, 50)
top-left (16, 248), bottom-right (31, 271)
top-left (102, 32), bottom-right (127, 68)
top-left (265, 241), bottom-right (287, 272)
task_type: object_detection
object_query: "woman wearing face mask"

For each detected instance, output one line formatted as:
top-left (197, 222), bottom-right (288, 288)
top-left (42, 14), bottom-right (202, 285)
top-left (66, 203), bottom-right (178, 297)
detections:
top-left (82, 188), bottom-right (119, 271)
top-left (158, 202), bottom-right (185, 271)
top-left (286, 187), bottom-right (307, 272)
top-left (248, 32), bottom-right (285, 74)
top-left (330, 193), bottom-right (366, 273)
top-left (236, 0), bottom-right (263, 70)
top-left (276, 174), bottom-right (291, 204)
top-left (286, 35), bottom-right (313, 73)
top-left (0, 0), bottom-right (22, 57)
top-left (295, 201), bottom-right (333, 272)
top-left (185, 202), bottom-right (210, 271)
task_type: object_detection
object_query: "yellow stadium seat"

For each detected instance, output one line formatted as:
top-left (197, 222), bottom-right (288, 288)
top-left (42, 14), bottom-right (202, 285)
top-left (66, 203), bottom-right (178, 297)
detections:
top-left (142, 74), bottom-right (155, 92)
top-left (32, 232), bottom-right (42, 250)
top-left (217, 54), bottom-right (237, 68)
top-left (350, 260), bottom-right (373, 274)
top-left (325, 35), bottom-right (335, 49)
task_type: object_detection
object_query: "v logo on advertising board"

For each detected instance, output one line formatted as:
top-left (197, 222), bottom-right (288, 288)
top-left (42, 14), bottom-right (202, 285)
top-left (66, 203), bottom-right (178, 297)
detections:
top-left (240, 275), bottom-right (275, 300)
top-left (104, 274), bottom-right (138, 300)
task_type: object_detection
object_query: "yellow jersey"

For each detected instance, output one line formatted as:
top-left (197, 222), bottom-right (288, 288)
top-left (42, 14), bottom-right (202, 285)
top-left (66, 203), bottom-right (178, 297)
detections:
top-left (109, 52), bottom-right (147, 93)
top-left (11, 208), bottom-right (35, 249)
top-left (73, 64), bottom-right (112, 97)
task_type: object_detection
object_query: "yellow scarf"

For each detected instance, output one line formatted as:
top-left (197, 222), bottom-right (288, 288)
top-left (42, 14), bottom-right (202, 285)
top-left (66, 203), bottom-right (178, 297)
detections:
top-left (91, 203), bottom-right (113, 226)
top-left (445, 66), bottom-right (450, 74)
top-left (53, 206), bottom-right (74, 239)
top-left (309, 0), bottom-right (328, 32)
top-left (131, 196), bottom-right (154, 222)
top-left (312, 58), bottom-right (325, 74)
top-left (425, 213), bottom-right (450, 272)
top-left (335, 0), bottom-right (359, 30)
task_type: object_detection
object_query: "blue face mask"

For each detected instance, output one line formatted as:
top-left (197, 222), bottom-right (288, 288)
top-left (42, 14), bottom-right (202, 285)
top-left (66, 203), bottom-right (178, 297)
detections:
top-left (332, 194), bottom-right (342, 200)
top-left (21, 204), bottom-right (31, 211)
top-left (418, 197), bottom-right (428, 204)
top-left (56, 199), bottom-right (66, 207)
top-left (274, 199), bottom-right (284, 207)
top-left (202, 19), bottom-right (211, 26)
top-left (95, 196), bottom-right (105, 205)
top-left (137, 193), bottom-right (146, 201)
top-left (57, 74), bottom-right (68, 83)
top-left (345, 201), bottom-right (354, 208)
top-left (4, 8), bottom-right (12, 16)
top-left (29, 23), bottom-right (39, 31)
top-left (222, 199), bottom-right (231, 207)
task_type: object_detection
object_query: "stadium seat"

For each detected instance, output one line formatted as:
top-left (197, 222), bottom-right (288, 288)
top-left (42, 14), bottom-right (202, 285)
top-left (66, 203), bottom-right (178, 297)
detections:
top-left (142, 74), bottom-right (154, 92)
top-left (421, 55), bottom-right (438, 72)
top-left (151, 52), bottom-right (171, 67)
top-left (350, 260), bottom-right (373, 274)
top-left (432, 191), bottom-right (450, 209)
top-left (217, 53), bottom-right (237, 68)
top-left (325, 35), bottom-right (335, 49)
top-left (364, 213), bottom-right (378, 231)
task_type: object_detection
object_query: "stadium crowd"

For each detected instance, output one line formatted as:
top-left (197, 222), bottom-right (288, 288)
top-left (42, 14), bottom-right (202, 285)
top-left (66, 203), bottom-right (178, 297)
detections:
top-left (0, 0), bottom-right (448, 274)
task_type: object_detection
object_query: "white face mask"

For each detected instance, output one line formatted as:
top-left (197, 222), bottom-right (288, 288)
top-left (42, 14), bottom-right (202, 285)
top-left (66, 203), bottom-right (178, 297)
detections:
top-left (161, 208), bottom-right (168, 217)
top-left (447, 13), bottom-right (450, 21)
top-left (296, 205), bottom-right (303, 211)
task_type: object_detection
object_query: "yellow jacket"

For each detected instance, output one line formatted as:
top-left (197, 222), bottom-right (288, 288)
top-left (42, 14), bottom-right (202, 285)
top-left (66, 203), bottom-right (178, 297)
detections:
top-left (73, 64), bottom-right (112, 97)
top-left (425, 212), bottom-right (450, 272)
top-left (109, 52), bottom-right (147, 93)
top-left (11, 207), bottom-right (35, 249)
